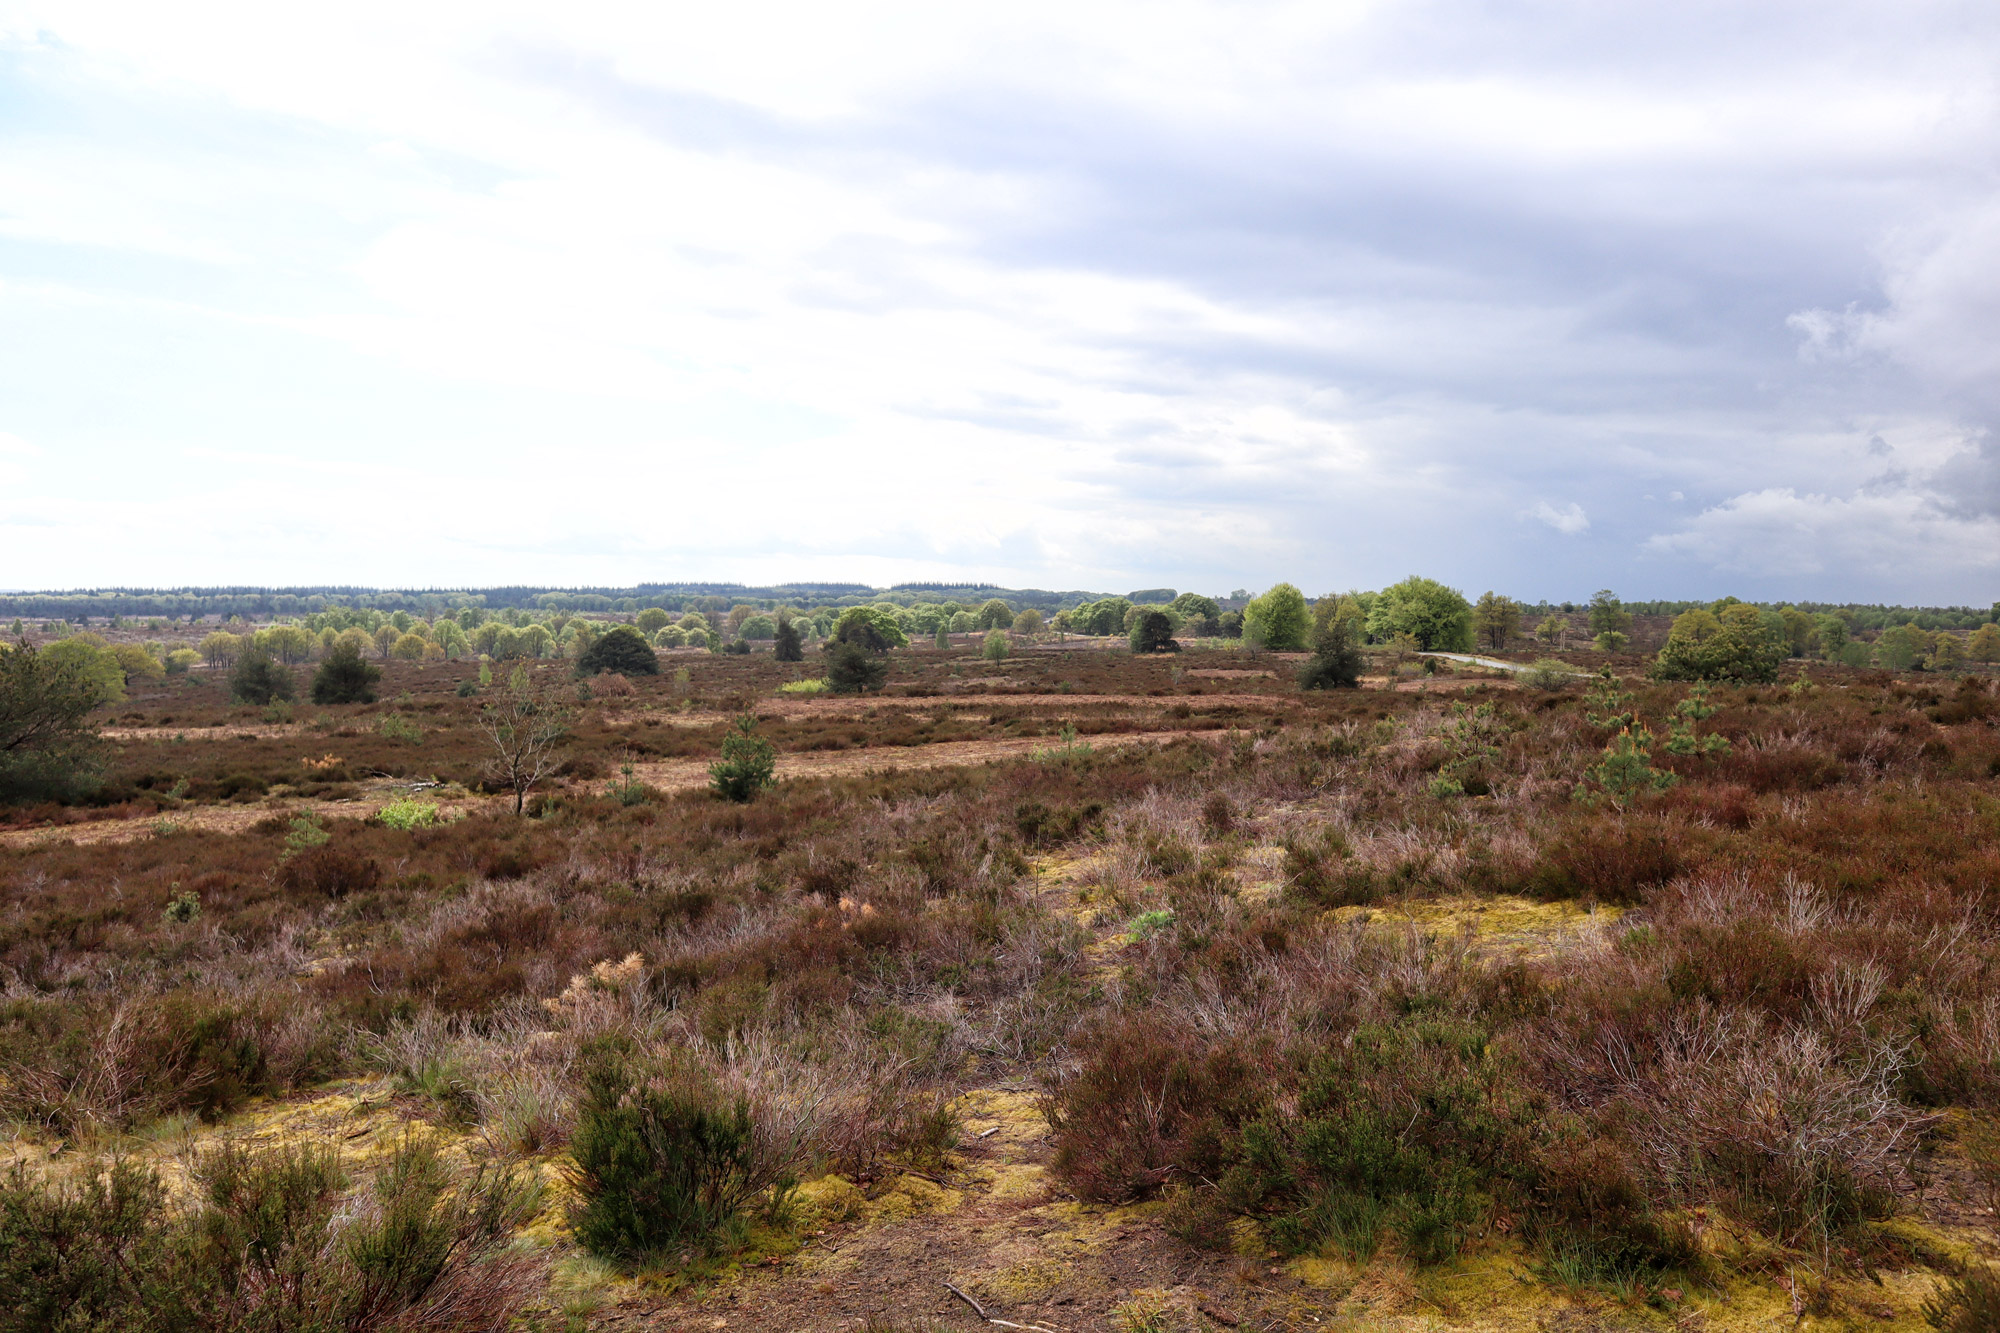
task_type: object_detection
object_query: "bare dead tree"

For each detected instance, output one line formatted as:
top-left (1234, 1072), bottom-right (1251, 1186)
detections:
top-left (478, 671), bottom-right (572, 815)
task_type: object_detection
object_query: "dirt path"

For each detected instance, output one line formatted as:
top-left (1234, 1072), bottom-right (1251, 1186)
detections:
top-left (0, 729), bottom-right (1231, 850)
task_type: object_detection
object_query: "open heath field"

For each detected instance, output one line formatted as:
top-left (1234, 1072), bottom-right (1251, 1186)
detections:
top-left (3, 641), bottom-right (1998, 1333)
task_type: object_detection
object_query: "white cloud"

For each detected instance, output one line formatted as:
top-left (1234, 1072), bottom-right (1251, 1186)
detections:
top-left (3, 3), bottom-right (2000, 596)
top-left (1531, 501), bottom-right (1590, 535)
top-left (1644, 488), bottom-right (2000, 582)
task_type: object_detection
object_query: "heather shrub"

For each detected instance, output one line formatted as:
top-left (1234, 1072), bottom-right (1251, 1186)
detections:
top-left (1222, 1016), bottom-right (1535, 1265)
top-left (1046, 1018), bottom-right (1274, 1204)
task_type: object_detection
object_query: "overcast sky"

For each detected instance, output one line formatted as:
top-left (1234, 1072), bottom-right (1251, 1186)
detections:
top-left (3, 2), bottom-right (1998, 603)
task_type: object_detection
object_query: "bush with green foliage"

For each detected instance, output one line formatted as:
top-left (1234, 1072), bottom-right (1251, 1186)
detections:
top-left (1651, 604), bottom-right (1786, 683)
top-left (228, 647), bottom-right (295, 706)
top-left (1297, 618), bottom-right (1364, 690)
top-left (310, 643), bottom-right (381, 704)
top-left (576, 625), bottom-right (661, 677)
top-left (566, 1052), bottom-right (765, 1263)
top-left (0, 639), bottom-right (108, 804)
top-left (983, 629), bottom-right (1009, 661)
top-left (825, 641), bottom-right (887, 693)
top-left (1129, 610), bottom-right (1181, 654)
top-left (708, 716), bottom-right (777, 802)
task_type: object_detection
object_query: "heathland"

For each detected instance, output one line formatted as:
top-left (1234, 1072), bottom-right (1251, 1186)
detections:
top-left (0, 583), bottom-right (1996, 1333)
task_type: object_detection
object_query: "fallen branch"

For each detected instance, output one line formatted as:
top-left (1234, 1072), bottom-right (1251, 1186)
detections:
top-left (942, 1282), bottom-right (1064, 1333)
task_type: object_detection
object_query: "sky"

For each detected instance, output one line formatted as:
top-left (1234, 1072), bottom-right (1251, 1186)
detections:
top-left (2, 1), bottom-right (1998, 604)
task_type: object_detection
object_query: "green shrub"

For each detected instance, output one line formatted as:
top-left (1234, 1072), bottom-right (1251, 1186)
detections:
top-left (576, 626), bottom-right (660, 678)
top-left (778, 678), bottom-right (828, 694)
top-left (826, 641), bottom-right (887, 694)
top-left (983, 629), bottom-right (1009, 661)
top-left (1298, 619), bottom-right (1364, 690)
top-left (228, 649), bottom-right (295, 706)
top-left (1520, 659), bottom-right (1575, 691)
top-left (709, 716), bottom-right (776, 802)
top-left (376, 798), bottom-right (440, 830)
top-left (311, 643), bottom-right (380, 704)
top-left (1225, 1017), bottom-right (1532, 1266)
top-left (565, 1053), bottom-right (763, 1263)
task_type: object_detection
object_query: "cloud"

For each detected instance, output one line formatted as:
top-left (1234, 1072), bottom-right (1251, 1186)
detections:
top-left (1644, 488), bottom-right (2000, 584)
top-left (2, 3), bottom-right (2000, 596)
top-left (1530, 501), bottom-right (1590, 535)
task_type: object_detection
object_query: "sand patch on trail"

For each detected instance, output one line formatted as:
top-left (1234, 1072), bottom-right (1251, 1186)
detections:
top-left (101, 723), bottom-right (306, 741)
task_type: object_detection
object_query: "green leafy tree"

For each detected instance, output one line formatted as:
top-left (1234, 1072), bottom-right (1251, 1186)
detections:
top-left (1129, 610), bottom-right (1180, 654)
top-left (825, 641), bottom-right (888, 693)
top-left (708, 716), bottom-right (777, 802)
top-left (1593, 630), bottom-right (1629, 653)
top-left (635, 608), bottom-right (671, 634)
top-left (256, 625), bottom-right (316, 665)
top-left (229, 647), bottom-right (295, 705)
top-left (1472, 592), bottom-right (1522, 652)
top-left (1065, 596), bottom-right (1133, 636)
top-left (41, 639), bottom-right (127, 704)
top-left (773, 615), bottom-right (804, 662)
top-left (1650, 605), bottom-right (1786, 683)
top-left (311, 643), bottom-right (382, 705)
top-left (1367, 577), bottom-right (1473, 651)
top-left (934, 622), bottom-right (951, 650)
top-left (983, 628), bottom-right (1010, 661)
top-left (1967, 622), bottom-right (2000, 662)
top-left (1243, 583), bottom-right (1310, 651)
top-left (832, 606), bottom-right (907, 650)
top-left (390, 631), bottom-right (429, 661)
top-left (975, 599), bottom-right (1015, 630)
top-left (1585, 589), bottom-right (1633, 639)
top-left (0, 639), bottom-right (108, 802)
top-left (738, 614), bottom-right (778, 640)
top-left (576, 626), bottom-right (661, 677)
top-left (1814, 613), bottom-right (1850, 660)
top-left (1168, 593), bottom-right (1221, 636)
top-left (1013, 607), bottom-right (1044, 636)
top-left (198, 630), bottom-right (243, 667)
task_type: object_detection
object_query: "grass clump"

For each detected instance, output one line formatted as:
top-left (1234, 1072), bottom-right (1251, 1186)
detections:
top-left (0, 1137), bottom-right (536, 1333)
top-left (778, 678), bottom-right (829, 694)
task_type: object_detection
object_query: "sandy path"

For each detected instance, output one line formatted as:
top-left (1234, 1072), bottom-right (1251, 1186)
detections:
top-left (597, 692), bottom-right (1286, 726)
top-left (0, 729), bottom-right (1231, 850)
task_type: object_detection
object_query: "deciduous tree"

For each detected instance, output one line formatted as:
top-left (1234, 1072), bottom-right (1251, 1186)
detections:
top-left (1367, 577), bottom-right (1473, 652)
top-left (1243, 583), bottom-right (1310, 651)
top-left (1472, 592), bottom-right (1522, 652)
top-left (0, 639), bottom-right (107, 802)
